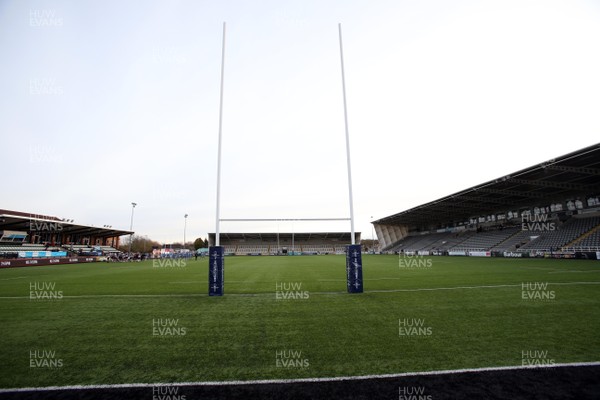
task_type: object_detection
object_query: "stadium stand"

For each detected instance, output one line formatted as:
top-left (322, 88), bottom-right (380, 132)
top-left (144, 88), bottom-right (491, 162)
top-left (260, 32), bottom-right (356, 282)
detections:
top-left (209, 232), bottom-right (361, 255)
top-left (490, 230), bottom-right (533, 252)
top-left (569, 225), bottom-right (600, 250)
top-left (374, 144), bottom-right (600, 257)
top-left (302, 244), bottom-right (335, 254)
top-left (427, 232), bottom-right (471, 252)
top-left (519, 216), bottom-right (600, 252)
top-left (223, 245), bottom-right (237, 255)
top-left (451, 227), bottom-right (520, 252)
top-left (62, 245), bottom-right (121, 254)
top-left (0, 243), bottom-right (62, 254)
top-left (234, 244), bottom-right (270, 255)
top-left (390, 232), bottom-right (452, 252)
top-left (383, 216), bottom-right (600, 254)
top-left (0, 209), bottom-right (129, 264)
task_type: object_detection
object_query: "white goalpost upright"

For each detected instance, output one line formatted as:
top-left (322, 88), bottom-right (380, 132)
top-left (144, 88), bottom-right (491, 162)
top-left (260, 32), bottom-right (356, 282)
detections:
top-left (338, 23), bottom-right (363, 293)
top-left (338, 23), bottom-right (356, 246)
top-left (215, 22), bottom-right (226, 248)
top-left (208, 22), bottom-right (363, 296)
top-left (208, 22), bottom-right (227, 296)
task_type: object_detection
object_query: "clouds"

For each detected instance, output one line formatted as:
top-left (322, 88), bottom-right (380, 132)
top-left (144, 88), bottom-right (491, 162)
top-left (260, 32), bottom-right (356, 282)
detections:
top-left (1, 0), bottom-right (598, 242)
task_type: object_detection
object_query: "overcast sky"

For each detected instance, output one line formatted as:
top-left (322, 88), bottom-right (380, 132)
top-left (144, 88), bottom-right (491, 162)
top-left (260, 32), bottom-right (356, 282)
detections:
top-left (1, 0), bottom-right (599, 243)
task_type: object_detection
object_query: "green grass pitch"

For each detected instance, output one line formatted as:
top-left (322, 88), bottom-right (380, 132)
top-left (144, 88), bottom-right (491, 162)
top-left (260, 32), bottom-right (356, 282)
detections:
top-left (1, 255), bottom-right (599, 388)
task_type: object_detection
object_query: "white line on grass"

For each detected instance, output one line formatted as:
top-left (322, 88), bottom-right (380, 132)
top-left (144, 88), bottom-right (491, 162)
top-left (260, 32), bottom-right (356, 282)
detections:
top-left (349, 281), bottom-right (600, 295)
top-left (549, 270), bottom-right (600, 274)
top-left (0, 293), bottom-right (208, 299)
top-left (0, 281), bottom-right (599, 300)
top-left (520, 267), bottom-right (562, 272)
top-left (1, 361), bottom-right (598, 393)
top-left (0, 276), bottom-right (27, 281)
top-left (364, 277), bottom-right (403, 281)
top-left (319, 278), bottom-right (403, 281)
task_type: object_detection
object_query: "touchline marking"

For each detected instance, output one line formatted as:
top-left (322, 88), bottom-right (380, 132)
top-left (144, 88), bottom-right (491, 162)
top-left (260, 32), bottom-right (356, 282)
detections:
top-left (0, 293), bottom-right (208, 299)
top-left (0, 276), bottom-right (27, 281)
top-left (520, 267), bottom-right (562, 272)
top-left (348, 281), bottom-right (600, 295)
top-left (0, 281), bottom-right (599, 300)
top-left (363, 277), bottom-right (403, 281)
top-left (549, 270), bottom-right (600, 274)
top-left (1, 361), bottom-right (598, 393)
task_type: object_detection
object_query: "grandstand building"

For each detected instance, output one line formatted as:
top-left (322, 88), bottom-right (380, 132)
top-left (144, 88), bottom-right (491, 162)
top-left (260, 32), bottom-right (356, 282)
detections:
top-left (209, 232), bottom-right (361, 255)
top-left (0, 209), bottom-right (131, 267)
top-left (373, 144), bottom-right (600, 257)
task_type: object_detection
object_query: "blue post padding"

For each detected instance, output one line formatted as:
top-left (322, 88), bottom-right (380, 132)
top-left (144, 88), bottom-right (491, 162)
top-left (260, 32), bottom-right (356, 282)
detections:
top-left (346, 244), bottom-right (363, 293)
top-left (209, 246), bottom-right (224, 296)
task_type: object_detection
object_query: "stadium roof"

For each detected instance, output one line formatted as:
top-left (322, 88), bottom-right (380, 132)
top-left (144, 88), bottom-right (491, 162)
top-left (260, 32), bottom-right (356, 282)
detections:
top-left (374, 143), bottom-right (600, 228)
top-left (0, 209), bottom-right (132, 238)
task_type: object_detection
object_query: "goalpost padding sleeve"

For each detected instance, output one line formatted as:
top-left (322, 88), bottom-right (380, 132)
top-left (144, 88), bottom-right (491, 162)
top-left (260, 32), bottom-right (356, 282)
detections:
top-left (346, 244), bottom-right (363, 293)
top-left (209, 246), bottom-right (224, 296)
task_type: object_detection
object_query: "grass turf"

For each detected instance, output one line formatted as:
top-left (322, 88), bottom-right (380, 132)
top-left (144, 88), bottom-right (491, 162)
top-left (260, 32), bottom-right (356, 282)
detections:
top-left (0, 255), bottom-right (599, 388)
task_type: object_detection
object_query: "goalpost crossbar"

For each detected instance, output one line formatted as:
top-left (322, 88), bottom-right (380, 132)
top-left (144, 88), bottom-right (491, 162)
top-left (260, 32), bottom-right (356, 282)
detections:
top-left (219, 218), bottom-right (351, 222)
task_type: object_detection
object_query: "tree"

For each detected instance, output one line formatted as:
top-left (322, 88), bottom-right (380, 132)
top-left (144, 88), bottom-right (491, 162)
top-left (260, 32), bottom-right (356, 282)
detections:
top-left (118, 235), bottom-right (161, 253)
top-left (194, 237), bottom-right (207, 250)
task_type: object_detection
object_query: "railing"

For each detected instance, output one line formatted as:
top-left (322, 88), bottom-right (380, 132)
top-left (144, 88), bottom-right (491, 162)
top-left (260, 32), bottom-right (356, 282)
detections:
top-left (561, 246), bottom-right (600, 252)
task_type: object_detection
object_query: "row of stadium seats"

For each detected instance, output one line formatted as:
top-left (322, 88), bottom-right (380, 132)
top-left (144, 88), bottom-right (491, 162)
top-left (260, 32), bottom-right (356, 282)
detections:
top-left (98, 246), bottom-right (121, 253)
top-left (388, 216), bottom-right (600, 253)
top-left (0, 243), bottom-right (122, 257)
top-left (61, 245), bottom-right (121, 253)
top-left (221, 244), bottom-right (348, 255)
top-left (451, 228), bottom-right (520, 252)
top-left (0, 244), bottom-right (61, 253)
top-left (233, 245), bottom-right (270, 255)
top-left (573, 227), bottom-right (600, 249)
top-left (490, 230), bottom-right (533, 252)
top-left (520, 216), bottom-right (600, 251)
top-left (302, 245), bottom-right (335, 253)
top-left (390, 232), bottom-right (454, 252)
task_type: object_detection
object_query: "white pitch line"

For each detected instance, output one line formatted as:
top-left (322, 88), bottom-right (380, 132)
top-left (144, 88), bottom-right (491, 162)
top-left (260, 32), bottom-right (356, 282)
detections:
top-left (520, 267), bottom-right (562, 272)
top-left (549, 270), bottom-right (600, 274)
top-left (0, 281), bottom-right (599, 300)
top-left (0, 361), bottom-right (598, 393)
top-left (0, 293), bottom-right (208, 300)
top-left (0, 276), bottom-right (27, 281)
top-left (364, 284), bottom-right (522, 293)
top-left (357, 281), bottom-right (600, 295)
top-left (364, 277), bottom-right (403, 281)
top-left (319, 278), bottom-right (403, 281)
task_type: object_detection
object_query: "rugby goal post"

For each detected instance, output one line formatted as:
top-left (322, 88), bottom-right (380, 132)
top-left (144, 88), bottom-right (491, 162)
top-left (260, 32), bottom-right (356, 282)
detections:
top-left (209, 22), bottom-right (362, 296)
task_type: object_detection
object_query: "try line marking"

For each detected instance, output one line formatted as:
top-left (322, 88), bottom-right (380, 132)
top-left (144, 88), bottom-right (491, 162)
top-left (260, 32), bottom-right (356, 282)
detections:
top-left (1, 281), bottom-right (599, 299)
top-left (1, 361), bottom-right (599, 393)
top-left (0, 276), bottom-right (27, 281)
